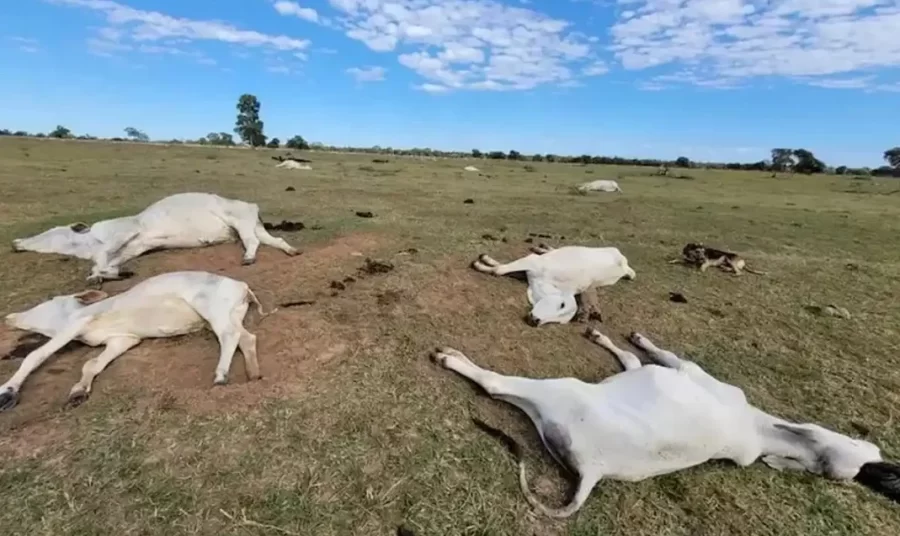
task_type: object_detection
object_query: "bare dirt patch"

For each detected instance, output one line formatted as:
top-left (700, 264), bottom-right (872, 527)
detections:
top-left (0, 232), bottom-right (393, 423)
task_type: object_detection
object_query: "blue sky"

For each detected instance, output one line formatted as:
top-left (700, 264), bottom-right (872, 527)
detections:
top-left (1, 0), bottom-right (898, 167)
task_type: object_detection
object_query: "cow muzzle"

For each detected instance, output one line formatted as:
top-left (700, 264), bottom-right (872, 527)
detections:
top-left (10, 240), bottom-right (22, 252)
top-left (525, 313), bottom-right (542, 327)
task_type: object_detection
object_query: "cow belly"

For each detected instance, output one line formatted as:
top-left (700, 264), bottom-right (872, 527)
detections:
top-left (142, 220), bottom-right (236, 249)
top-left (82, 298), bottom-right (207, 343)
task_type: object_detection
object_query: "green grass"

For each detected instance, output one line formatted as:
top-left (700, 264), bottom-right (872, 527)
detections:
top-left (1, 137), bottom-right (899, 535)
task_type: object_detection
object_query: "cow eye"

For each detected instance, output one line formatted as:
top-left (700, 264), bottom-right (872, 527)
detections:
top-left (559, 303), bottom-right (565, 310)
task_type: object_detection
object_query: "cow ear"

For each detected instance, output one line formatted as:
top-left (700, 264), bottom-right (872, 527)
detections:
top-left (70, 222), bottom-right (90, 234)
top-left (74, 289), bottom-right (108, 305)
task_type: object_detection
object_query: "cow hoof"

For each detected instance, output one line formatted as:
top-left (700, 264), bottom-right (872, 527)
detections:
top-left (242, 258), bottom-right (256, 266)
top-left (0, 390), bottom-right (19, 412)
top-left (214, 377), bottom-right (228, 386)
top-left (67, 391), bottom-right (89, 408)
top-left (287, 249), bottom-right (302, 257)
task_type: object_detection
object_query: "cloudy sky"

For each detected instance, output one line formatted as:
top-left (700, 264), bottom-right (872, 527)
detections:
top-left (2, 0), bottom-right (898, 166)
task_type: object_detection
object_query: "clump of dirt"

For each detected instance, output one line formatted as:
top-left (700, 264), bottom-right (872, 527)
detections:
top-left (358, 258), bottom-right (394, 275)
top-left (280, 299), bottom-right (315, 308)
top-left (285, 186), bottom-right (296, 192)
top-left (482, 234), bottom-right (498, 241)
top-left (263, 220), bottom-right (305, 232)
top-left (356, 211), bottom-right (374, 218)
top-left (464, 198), bottom-right (474, 204)
top-left (376, 290), bottom-right (403, 306)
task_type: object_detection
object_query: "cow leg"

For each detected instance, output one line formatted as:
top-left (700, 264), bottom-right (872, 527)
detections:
top-left (432, 347), bottom-right (546, 419)
top-left (628, 332), bottom-right (685, 369)
top-left (68, 336), bottom-right (140, 406)
top-left (232, 220), bottom-right (262, 265)
top-left (573, 290), bottom-right (602, 323)
top-left (254, 222), bottom-right (300, 257)
top-left (472, 254), bottom-right (536, 276)
top-left (0, 321), bottom-right (87, 411)
top-left (585, 328), bottom-right (642, 371)
top-left (237, 328), bottom-right (261, 381)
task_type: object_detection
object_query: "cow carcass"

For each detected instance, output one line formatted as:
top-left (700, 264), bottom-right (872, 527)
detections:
top-left (11, 193), bottom-right (300, 282)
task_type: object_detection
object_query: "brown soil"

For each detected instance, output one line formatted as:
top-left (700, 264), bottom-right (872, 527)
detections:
top-left (0, 232), bottom-right (391, 433)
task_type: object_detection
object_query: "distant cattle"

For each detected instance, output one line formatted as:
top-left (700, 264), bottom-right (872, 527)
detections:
top-left (276, 161), bottom-right (312, 170)
top-left (576, 180), bottom-right (622, 193)
top-left (11, 193), bottom-right (300, 282)
top-left (1, 271), bottom-right (271, 411)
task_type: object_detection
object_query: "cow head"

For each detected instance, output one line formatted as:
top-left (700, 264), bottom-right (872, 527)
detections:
top-left (762, 422), bottom-right (883, 480)
top-left (527, 292), bottom-right (578, 327)
top-left (11, 222), bottom-right (99, 260)
top-left (5, 290), bottom-right (108, 337)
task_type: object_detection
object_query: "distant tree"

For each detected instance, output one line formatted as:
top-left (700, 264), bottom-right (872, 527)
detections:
top-left (884, 147), bottom-right (900, 169)
top-left (234, 93), bottom-right (266, 147)
top-left (471, 149), bottom-right (482, 158)
top-left (124, 127), bottom-right (149, 142)
top-left (34, 132), bottom-right (45, 138)
top-left (487, 151), bottom-right (506, 160)
top-left (674, 156), bottom-right (691, 168)
top-left (12, 130), bottom-right (29, 137)
top-left (770, 148), bottom-right (796, 176)
top-left (792, 148), bottom-right (826, 174)
top-left (206, 132), bottom-right (222, 145)
top-left (267, 138), bottom-right (280, 148)
top-left (531, 154), bottom-right (544, 162)
top-left (49, 125), bottom-right (72, 139)
top-left (835, 165), bottom-right (848, 175)
top-left (0, 129), bottom-right (10, 136)
top-left (508, 150), bottom-right (521, 161)
top-left (285, 135), bottom-right (309, 150)
top-left (545, 154), bottom-right (557, 163)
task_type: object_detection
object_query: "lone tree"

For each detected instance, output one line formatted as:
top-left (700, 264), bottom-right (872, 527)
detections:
top-left (285, 135), bottom-right (309, 150)
top-left (792, 148), bottom-right (826, 174)
top-left (124, 127), bottom-right (149, 142)
top-left (770, 148), bottom-right (796, 176)
top-left (49, 125), bottom-right (72, 139)
top-left (267, 138), bottom-right (280, 148)
top-left (884, 147), bottom-right (900, 169)
top-left (234, 94), bottom-right (266, 147)
top-left (674, 156), bottom-right (691, 168)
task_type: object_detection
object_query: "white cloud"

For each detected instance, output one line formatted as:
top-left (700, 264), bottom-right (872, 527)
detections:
top-left (9, 36), bottom-right (40, 53)
top-left (48, 0), bottom-right (310, 64)
top-left (805, 76), bottom-right (874, 89)
top-left (346, 65), bottom-right (386, 81)
top-left (309, 0), bottom-right (606, 92)
top-left (611, 0), bottom-right (900, 90)
top-left (273, 1), bottom-right (320, 24)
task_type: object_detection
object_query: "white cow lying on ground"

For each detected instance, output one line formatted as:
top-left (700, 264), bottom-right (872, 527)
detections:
top-left (472, 244), bottom-right (635, 326)
top-left (433, 329), bottom-right (900, 518)
top-left (576, 179), bottom-right (621, 193)
top-left (1, 271), bottom-right (270, 411)
top-left (275, 160), bottom-right (312, 170)
top-left (11, 192), bottom-right (300, 282)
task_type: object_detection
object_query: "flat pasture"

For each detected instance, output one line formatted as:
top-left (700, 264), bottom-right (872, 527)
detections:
top-left (1, 137), bottom-right (899, 535)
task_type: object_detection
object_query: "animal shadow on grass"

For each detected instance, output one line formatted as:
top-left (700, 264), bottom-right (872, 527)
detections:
top-left (2, 333), bottom-right (85, 360)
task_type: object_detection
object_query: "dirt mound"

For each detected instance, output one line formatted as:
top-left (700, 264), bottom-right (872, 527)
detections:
top-left (0, 232), bottom-right (390, 428)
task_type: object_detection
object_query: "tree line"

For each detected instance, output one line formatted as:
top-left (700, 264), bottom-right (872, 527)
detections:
top-left (2, 93), bottom-right (898, 178)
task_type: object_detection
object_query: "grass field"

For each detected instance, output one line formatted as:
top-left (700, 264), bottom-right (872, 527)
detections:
top-left (1, 137), bottom-right (900, 536)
